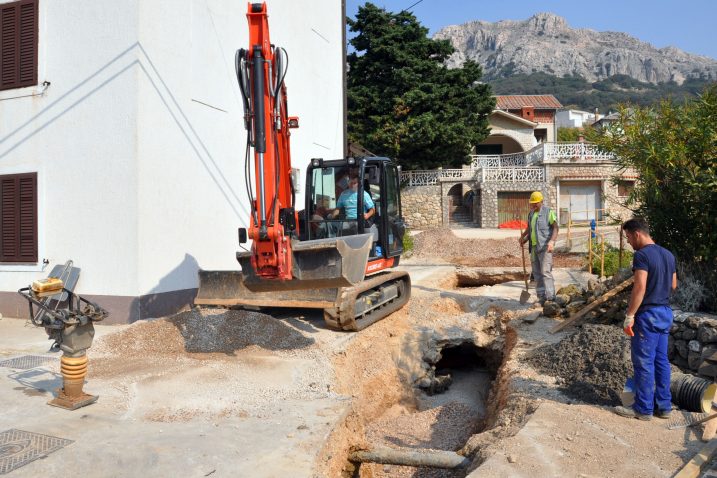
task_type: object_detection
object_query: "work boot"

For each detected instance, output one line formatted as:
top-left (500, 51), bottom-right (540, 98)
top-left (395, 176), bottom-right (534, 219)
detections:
top-left (654, 409), bottom-right (672, 419)
top-left (614, 405), bottom-right (651, 421)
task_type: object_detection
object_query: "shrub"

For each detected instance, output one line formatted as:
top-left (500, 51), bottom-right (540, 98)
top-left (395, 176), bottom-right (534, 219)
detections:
top-left (402, 229), bottom-right (414, 254)
top-left (672, 261), bottom-right (716, 312)
top-left (590, 244), bottom-right (633, 278)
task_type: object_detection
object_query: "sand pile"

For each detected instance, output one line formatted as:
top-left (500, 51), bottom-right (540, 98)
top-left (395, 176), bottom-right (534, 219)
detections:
top-left (527, 324), bottom-right (633, 405)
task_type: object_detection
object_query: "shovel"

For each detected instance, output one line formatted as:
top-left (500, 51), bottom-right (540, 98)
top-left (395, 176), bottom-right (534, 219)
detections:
top-left (520, 242), bottom-right (531, 304)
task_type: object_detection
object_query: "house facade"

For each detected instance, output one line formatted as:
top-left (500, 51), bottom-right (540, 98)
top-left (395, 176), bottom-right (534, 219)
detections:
top-left (0, 0), bottom-right (344, 323)
top-left (555, 109), bottom-right (602, 129)
top-left (494, 95), bottom-right (562, 143)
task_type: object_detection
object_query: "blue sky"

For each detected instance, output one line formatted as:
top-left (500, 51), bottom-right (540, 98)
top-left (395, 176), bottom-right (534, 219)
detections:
top-left (345, 0), bottom-right (717, 60)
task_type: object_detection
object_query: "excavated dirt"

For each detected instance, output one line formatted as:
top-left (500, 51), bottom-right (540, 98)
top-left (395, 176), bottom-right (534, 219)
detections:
top-left (527, 324), bottom-right (633, 405)
top-left (411, 229), bottom-right (584, 268)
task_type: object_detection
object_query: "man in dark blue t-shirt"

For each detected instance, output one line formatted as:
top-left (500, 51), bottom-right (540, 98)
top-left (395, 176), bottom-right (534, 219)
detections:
top-left (614, 218), bottom-right (677, 421)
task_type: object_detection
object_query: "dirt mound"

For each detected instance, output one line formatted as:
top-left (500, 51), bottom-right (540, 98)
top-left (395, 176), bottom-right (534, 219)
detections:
top-left (411, 229), bottom-right (584, 268)
top-left (527, 324), bottom-right (632, 405)
top-left (92, 308), bottom-right (314, 358)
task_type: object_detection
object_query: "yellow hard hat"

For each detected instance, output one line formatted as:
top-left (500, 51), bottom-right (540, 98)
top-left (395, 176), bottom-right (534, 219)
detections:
top-left (529, 191), bottom-right (544, 203)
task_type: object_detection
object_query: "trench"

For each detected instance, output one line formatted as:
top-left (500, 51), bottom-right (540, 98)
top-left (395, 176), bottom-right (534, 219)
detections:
top-left (326, 313), bottom-right (514, 478)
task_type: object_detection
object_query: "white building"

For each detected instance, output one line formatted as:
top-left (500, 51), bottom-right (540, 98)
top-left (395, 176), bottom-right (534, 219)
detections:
top-left (0, 0), bottom-right (345, 323)
top-left (555, 109), bottom-right (602, 129)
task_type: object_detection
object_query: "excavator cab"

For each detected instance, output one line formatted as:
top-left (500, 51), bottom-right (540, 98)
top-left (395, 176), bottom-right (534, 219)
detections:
top-left (304, 157), bottom-right (405, 264)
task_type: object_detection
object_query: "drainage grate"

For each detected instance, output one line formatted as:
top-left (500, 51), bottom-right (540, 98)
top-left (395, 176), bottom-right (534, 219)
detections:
top-left (0, 356), bottom-right (56, 370)
top-left (0, 429), bottom-right (73, 474)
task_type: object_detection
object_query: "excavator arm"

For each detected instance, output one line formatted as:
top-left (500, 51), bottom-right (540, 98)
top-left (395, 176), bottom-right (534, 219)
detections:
top-left (237, 2), bottom-right (298, 281)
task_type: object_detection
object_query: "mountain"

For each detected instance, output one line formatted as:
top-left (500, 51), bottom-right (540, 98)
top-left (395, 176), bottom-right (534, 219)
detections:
top-left (434, 13), bottom-right (717, 85)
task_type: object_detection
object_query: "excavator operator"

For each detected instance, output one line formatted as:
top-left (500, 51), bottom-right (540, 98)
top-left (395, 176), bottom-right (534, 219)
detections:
top-left (330, 173), bottom-right (375, 223)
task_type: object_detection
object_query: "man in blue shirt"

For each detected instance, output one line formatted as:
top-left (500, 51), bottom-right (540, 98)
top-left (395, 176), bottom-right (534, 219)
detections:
top-left (331, 174), bottom-right (375, 222)
top-left (614, 218), bottom-right (677, 421)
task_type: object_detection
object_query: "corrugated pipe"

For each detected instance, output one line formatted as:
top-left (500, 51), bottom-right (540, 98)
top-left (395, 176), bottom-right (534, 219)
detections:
top-left (671, 372), bottom-right (717, 413)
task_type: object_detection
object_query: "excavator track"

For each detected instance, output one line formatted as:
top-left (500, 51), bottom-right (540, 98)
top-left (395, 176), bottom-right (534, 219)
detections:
top-left (322, 270), bottom-right (411, 331)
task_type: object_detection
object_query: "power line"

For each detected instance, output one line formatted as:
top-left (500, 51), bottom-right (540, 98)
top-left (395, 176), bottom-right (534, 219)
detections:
top-left (401, 0), bottom-right (424, 13)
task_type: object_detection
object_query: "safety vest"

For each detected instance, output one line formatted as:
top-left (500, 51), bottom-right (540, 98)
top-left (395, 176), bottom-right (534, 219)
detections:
top-left (528, 206), bottom-right (554, 254)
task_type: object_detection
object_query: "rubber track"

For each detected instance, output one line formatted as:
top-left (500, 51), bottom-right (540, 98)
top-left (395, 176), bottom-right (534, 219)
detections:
top-left (323, 270), bottom-right (411, 331)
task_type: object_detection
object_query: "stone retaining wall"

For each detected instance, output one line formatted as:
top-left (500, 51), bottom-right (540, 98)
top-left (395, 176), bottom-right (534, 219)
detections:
top-left (401, 185), bottom-right (442, 228)
top-left (669, 310), bottom-right (717, 378)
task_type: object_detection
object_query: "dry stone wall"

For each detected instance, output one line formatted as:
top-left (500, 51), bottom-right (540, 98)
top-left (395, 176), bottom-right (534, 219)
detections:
top-left (669, 310), bottom-right (717, 378)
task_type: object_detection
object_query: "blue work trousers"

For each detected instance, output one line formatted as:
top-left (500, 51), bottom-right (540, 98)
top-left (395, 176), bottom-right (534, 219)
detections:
top-left (631, 306), bottom-right (673, 415)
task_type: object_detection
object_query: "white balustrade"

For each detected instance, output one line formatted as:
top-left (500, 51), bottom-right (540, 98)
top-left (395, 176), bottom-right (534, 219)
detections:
top-left (482, 167), bottom-right (544, 182)
top-left (401, 142), bottom-right (612, 186)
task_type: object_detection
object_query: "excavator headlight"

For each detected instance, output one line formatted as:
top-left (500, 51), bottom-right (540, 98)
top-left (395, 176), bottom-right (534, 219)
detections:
top-left (347, 157), bottom-right (356, 165)
top-left (311, 158), bottom-right (323, 168)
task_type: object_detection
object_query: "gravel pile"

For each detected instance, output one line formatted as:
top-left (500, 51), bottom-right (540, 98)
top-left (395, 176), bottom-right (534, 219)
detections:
top-left (527, 324), bottom-right (633, 405)
top-left (93, 308), bottom-right (315, 358)
top-left (410, 229), bottom-right (583, 267)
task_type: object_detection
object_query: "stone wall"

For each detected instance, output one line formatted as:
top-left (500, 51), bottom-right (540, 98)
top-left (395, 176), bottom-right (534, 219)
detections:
top-left (401, 185), bottom-right (442, 228)
top-left (400, 162), bottom-right (637, 230)
top-left (669, 311), bottom-right (717, 378)
top-left (476, 181), bottom-right (547, 228)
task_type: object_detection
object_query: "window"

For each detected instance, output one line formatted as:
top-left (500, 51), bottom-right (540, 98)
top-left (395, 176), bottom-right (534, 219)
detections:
top-left (1, 172), bottom-right (37, 263)
top-left (1, 0), bottom-right (38, 91)
top-left (618, 180), bottom-right (635, 197)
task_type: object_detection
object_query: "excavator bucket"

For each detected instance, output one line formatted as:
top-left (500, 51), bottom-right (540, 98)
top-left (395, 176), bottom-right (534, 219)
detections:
top-left (194, 233), bottom-right (373, 305)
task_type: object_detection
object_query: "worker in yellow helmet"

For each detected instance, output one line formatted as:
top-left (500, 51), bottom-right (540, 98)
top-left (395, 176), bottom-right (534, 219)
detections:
top-left (519, 191), bottom-right (559, 305)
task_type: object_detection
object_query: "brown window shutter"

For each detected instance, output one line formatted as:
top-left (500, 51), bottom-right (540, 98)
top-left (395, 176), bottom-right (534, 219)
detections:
top-left (0, 172), bottom-right (37, 263)
top-left (0, 0), bottom-right (38, 91)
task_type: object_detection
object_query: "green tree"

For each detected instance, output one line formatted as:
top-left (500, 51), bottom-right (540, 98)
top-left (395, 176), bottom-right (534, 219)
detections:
top-left (588, 85), bottom-right (717, 264)
top-left (557, 127), bottom-right (582, 142)
top-left (347, 3), bottom-right (494, 170)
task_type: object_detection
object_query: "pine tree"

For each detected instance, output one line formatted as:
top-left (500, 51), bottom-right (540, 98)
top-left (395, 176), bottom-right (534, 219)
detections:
top-left (347, 3), bottom-right (495, 170)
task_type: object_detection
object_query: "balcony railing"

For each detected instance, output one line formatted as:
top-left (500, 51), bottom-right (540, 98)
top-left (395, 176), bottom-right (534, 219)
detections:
top-left (401, 169), bottom-right (480, 186)
top-left (481, 167), bottom-right (544, 182)
top-left (470, 152), bottom-right (527, 168)
top-left (400, 142), bottom-right (612, 186)
top-left (525, 142), bottom-right (614, 164)
top-left (401, 167), bottom-right (543, 186)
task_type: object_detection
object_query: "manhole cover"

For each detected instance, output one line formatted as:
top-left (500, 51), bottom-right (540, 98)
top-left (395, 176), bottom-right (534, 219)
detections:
top-left (0, 356), bottom-right (56, 370)
top-left (0, 429), bottom-right (73, 474)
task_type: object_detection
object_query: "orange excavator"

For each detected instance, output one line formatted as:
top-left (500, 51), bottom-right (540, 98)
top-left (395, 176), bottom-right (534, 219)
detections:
top-left (194, 2), bottom-right (410, 331)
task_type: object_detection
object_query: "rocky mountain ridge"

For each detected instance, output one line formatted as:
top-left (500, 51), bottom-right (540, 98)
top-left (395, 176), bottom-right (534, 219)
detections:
top-left (434, 13), bottom-right (717, 85)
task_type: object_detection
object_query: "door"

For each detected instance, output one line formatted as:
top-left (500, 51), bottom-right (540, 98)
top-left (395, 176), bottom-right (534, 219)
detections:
top-left (383, 163), bottom-right (404, 257)
top-left (497, 192), bottom-right (531, 226)
top-left (563, 183), bottom-right (602, 222)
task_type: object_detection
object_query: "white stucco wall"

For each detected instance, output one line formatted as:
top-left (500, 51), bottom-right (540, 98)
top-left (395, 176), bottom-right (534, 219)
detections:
top-left (0, 0), bottom-right (343, 299)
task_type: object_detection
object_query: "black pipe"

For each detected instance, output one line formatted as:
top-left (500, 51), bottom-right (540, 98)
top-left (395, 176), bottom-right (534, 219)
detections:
top-left (671, 373), bottom-right (716, 413)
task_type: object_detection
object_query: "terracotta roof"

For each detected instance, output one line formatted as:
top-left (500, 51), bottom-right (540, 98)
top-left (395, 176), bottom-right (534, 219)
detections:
top-left (495, 95), bottom-right (563, 110)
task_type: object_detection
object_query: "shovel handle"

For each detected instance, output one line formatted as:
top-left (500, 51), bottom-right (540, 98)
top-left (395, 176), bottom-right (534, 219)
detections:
top-left (521, 242), bottom-right (529, 289)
